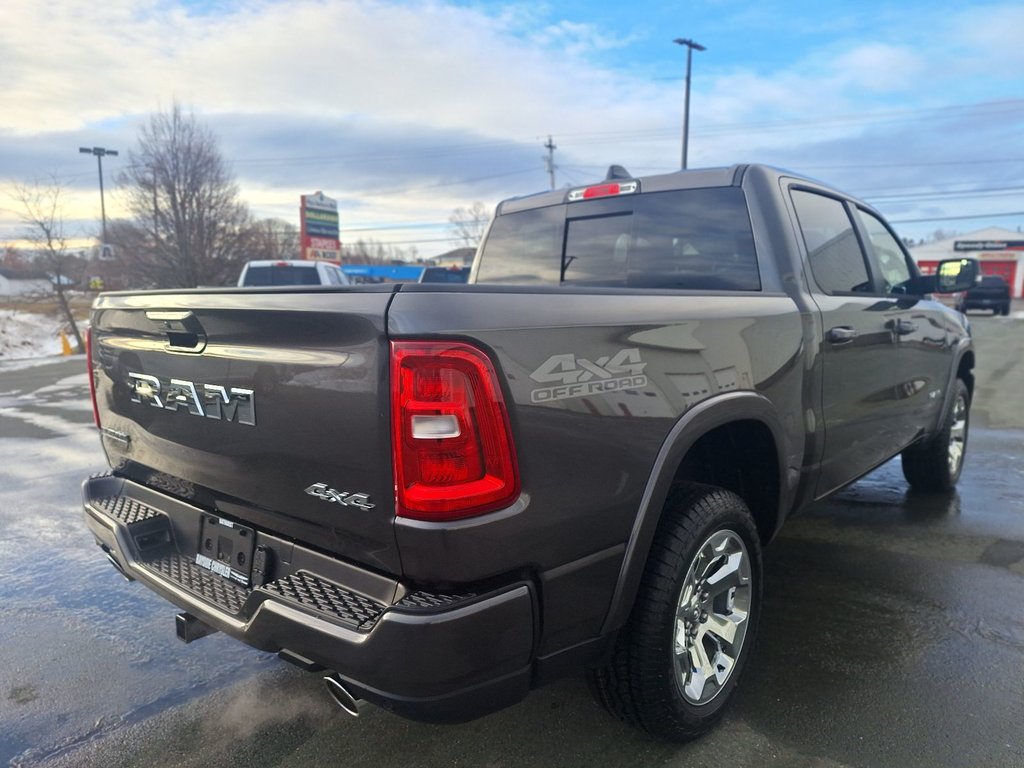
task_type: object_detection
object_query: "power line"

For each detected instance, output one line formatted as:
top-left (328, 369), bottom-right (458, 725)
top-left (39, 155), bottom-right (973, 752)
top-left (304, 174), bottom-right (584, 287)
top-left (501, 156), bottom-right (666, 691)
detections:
top-left (865, 185), bottom-right (1024, 202)
top-left (887, 211), bottom-right (1024, 224)
top-left (90, 98), bottom-right (1022, 173)
top-left (802, 158), bottom-right (1024, 171)
top-left (347, 235), bottom-right (462, 246)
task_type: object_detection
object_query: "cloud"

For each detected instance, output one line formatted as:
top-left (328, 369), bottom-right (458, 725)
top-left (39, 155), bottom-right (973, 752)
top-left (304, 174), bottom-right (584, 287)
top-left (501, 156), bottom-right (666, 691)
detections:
top-left (0, 1), bottom-right (669, 139)
top-left (952, 4), bottom-right (1024, 79)
top-left (0, 1), bottom-right (1021, 250)
top-left (831, 44), bottom-right (924, 92)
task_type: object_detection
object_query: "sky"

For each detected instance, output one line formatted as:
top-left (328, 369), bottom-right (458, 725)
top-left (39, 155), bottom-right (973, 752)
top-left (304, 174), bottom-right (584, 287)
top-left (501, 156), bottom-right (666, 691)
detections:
top-left (1, 0), bottom-right (1023, 258)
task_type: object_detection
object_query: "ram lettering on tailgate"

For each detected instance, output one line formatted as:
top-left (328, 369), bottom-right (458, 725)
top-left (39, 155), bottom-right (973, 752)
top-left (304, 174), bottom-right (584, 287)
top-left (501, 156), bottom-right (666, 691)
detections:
top-left (128, 372), bottom-right (256, 426)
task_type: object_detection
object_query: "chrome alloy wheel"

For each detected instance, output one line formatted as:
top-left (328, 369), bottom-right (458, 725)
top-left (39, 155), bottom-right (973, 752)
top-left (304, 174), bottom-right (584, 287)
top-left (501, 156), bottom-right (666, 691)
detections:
top-left (673, 529), bottom-right (752, 706)
top-left (948, 393), bottom-right (968, 475)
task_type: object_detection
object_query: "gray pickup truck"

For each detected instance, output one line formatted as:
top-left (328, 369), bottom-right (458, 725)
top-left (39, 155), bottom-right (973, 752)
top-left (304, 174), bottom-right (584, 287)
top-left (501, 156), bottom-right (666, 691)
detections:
top-left (82, 164), bottom-right (977, 741)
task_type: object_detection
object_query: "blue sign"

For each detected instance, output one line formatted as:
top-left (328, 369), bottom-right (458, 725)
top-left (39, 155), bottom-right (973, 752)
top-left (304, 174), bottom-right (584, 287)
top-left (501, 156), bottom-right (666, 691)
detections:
top-left (341, 264), bottom-right (425, 281)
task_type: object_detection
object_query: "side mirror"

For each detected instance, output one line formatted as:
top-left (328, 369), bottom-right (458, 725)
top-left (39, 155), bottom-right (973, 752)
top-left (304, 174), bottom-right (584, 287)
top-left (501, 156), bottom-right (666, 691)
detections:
top-left (934, 258), bottom-right (978, 294)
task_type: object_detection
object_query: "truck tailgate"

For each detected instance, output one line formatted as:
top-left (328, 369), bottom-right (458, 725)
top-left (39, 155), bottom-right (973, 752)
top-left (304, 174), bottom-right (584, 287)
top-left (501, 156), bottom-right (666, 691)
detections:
top-left (89, 288), bottom-right (399, 573)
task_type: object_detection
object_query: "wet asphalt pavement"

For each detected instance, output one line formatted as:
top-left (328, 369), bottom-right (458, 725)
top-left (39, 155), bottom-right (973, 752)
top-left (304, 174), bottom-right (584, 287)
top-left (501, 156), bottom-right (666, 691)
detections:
top-left (1, 316), bottom-right (1023, 767)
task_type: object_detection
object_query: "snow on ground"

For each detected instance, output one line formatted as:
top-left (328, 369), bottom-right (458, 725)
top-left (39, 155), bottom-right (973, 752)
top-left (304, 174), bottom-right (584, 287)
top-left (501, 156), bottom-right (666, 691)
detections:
top-left (0, 309), bottom-right (69, 361)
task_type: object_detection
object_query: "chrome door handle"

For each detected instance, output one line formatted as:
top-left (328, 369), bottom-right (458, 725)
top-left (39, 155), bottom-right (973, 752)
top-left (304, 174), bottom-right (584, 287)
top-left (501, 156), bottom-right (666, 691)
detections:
top-left (888, 319), bottom-right (918, 336)
top-left (827, 326), bottom-right (858, 344)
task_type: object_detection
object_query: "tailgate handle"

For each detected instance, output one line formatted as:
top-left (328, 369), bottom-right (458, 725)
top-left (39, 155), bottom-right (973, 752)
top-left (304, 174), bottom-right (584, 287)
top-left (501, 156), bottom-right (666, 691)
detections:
top-left (146, 310), bottom-right (207, 353)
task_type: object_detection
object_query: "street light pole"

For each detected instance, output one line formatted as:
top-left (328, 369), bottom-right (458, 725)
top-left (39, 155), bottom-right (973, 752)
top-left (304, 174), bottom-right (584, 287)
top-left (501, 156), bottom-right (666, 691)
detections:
top-left (673, 38), bottom-right (705, 170)
top-left (79, 146), bottom-right (118, 246)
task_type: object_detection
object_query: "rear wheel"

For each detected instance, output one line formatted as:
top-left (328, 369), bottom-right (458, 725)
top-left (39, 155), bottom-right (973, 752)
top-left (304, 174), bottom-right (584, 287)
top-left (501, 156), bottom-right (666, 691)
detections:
top-left (901, 378), bottom-right (970, 492)
top-left (588, 484), bottom-right (762, 741)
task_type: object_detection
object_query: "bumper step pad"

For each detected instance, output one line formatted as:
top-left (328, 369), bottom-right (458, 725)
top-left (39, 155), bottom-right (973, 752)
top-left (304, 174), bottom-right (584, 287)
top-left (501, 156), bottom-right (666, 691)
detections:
top-left (89, 488), bottom-right (471, 631)
top-left (93, 495), bottom-right (161, 526)
top-left (262, 571), bottom-right (386, 629)
top-left (141, 553), bottom-right (250, 615)
top-left (397, 589), bottom-right (478, 611)
top-left (89, 491), bottom-right (389, 627)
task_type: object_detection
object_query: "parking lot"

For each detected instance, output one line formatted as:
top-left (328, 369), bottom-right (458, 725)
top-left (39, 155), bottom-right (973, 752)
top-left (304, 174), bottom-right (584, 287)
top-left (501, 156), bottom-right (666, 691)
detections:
top-left (1, 312), bottom-right (1022, 768)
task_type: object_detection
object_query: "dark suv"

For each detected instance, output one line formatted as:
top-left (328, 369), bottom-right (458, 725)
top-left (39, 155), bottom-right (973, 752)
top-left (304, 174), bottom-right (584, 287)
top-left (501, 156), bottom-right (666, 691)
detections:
top-left (956, 275), bottom-right (1012, 315)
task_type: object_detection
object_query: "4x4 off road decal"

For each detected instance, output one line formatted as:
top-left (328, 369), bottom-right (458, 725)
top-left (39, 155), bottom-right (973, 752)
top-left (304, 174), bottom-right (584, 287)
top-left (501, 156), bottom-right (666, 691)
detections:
top-left (529, 348), bottom-right (647, 403)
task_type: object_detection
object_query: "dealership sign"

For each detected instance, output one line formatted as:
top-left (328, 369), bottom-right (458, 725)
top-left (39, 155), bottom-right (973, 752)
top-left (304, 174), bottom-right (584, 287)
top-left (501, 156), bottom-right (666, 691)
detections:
top-left (954, 240), bottom-right (1024, 251)
top-left (300, 192), bottom-right (341, 259)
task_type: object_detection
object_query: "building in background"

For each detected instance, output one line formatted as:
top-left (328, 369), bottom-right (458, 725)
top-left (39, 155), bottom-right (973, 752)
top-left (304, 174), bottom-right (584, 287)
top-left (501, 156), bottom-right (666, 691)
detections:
top-left (425, 247), bottom-right (476, 267)
top-left (300, 191), bottom-right (341, 261)
top-left (911, 227), bottom-right (1024, 298)
top-left (0, 268), bottom-right (51, 297)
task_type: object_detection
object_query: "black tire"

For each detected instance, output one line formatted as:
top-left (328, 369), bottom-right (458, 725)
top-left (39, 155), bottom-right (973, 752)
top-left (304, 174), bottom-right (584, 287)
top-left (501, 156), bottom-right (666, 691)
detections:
top-left (588, 484), bottom-right (762, 741)
top-left (901, 378), bottom-right (970, 492)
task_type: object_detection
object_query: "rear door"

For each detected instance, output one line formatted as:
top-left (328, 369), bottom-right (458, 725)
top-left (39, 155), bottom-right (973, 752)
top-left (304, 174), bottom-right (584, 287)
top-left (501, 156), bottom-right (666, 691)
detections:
top-left (788, 188), bottom-right (909, 497)
top-left (90, 287), bottom-right (400, 572)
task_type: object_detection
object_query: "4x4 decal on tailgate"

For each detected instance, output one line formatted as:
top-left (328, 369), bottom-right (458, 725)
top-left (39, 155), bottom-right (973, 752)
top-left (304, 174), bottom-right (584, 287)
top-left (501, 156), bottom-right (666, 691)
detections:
top-left (304, 483), bottom-right (376, 511)
top-left (529, 348), bottom-right (647, 403)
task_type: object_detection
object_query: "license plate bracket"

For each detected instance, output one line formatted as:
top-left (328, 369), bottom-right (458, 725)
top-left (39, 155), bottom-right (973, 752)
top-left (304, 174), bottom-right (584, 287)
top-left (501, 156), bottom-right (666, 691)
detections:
top-left (196, 514), bottom-right (255, 587)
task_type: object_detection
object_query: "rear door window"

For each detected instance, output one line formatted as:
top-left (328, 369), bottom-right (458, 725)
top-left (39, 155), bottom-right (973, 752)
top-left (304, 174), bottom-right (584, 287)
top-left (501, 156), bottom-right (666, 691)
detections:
top-left (791, 190), bottom-right (871, 295)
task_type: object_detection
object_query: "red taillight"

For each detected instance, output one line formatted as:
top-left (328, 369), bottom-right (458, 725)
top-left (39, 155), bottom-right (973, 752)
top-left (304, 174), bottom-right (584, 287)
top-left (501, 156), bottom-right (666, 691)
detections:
top-left (391, 341), bottom-right (519, 521)
top-left (86, 326), bottom-right (100, 428)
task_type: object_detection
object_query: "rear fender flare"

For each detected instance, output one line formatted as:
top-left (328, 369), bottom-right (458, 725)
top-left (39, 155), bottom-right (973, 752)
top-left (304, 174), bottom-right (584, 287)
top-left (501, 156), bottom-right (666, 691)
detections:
top-left (937, 337), bottom-right (974, 428)
top-left (599, 391), bottom-right (789, 635)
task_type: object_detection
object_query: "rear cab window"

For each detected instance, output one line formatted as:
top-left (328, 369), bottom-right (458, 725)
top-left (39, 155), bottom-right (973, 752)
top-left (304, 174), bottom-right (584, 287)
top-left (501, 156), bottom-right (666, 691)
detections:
top-left (476, 188), bottom-right (760, 291)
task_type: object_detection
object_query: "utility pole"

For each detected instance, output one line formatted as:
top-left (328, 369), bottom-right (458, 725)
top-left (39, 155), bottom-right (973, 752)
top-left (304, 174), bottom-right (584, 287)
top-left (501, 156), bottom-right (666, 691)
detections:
top-left (79, 146), bottom-right (118, 249)
top-left (152, 165), bottom-right (160, 244)
top-left (543, 135), bottom-right (557, 190)
top-left (673, 38), bottom-right (705, 170)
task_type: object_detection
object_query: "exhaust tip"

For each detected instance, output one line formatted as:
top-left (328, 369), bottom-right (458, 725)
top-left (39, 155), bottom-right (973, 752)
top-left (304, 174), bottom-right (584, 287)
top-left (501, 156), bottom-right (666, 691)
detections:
top-left (103, 550), bottom-right (133, 582)
top-left (323, 675), bottom-right (364, 717)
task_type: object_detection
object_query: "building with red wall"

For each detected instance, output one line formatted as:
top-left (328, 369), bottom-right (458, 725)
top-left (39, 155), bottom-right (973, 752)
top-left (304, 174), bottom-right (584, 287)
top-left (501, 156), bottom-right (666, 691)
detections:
top-left (911, 227), bottom-right (1024, 298)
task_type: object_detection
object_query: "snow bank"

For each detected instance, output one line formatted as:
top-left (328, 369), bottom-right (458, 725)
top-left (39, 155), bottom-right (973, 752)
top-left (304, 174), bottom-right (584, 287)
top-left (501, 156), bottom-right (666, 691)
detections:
top-left (0, 310), bottom-right (68, 361)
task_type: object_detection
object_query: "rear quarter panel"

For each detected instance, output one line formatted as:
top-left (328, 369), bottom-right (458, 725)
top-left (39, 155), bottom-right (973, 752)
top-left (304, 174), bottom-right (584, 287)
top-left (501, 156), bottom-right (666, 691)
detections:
top-left (387, 288), bottom-right (805, 582)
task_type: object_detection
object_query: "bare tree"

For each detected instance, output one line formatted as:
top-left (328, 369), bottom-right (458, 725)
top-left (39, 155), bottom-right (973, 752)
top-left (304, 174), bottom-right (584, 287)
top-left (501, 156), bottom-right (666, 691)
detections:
top-left (927, 229), bottom-right (960, 244)
top-left (448, 202), bottom-right (490, 249)
top-left (2, 245), bottom-right (29, 270)
top-left (113, 103), bottom-right (252, 287)
top-left (341, 238), bottom-right (417, 264)
top-left (343, 239), bottom-right (373, 263)
top-left (246, 218), bottom-right (301, 261)
top-left (11, 175), bottom-right (85, 351)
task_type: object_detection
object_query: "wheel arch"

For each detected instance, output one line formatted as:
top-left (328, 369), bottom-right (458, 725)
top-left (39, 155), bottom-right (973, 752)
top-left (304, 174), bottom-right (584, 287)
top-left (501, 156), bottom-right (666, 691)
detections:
top-left (600, 392), bottom-right (791, 635)
top-left (933, 339), bottom-right (975, 431)
top-left (956, 347), bottom-right (975, 401)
